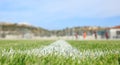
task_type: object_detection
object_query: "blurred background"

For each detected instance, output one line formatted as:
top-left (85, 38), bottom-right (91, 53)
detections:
top-left (0, 0), bottom-right (120, 40)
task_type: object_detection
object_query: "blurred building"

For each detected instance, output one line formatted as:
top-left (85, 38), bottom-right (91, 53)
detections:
top-left (109, 26), bottom-right (120, 39)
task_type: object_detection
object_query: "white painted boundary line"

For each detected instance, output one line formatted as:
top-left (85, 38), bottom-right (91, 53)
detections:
top-left (1, 40), bottom-right (120, 59)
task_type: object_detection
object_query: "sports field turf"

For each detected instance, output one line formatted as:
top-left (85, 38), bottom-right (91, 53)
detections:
top-left (0, 40), bottom-right (120, 65)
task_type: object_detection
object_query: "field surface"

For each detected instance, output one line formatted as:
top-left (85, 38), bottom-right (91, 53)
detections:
top-left (0, 40), bottom-right (120, 65)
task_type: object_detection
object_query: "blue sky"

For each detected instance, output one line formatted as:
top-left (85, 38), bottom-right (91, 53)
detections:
top-left (0, 0), bottom-right (120, 30)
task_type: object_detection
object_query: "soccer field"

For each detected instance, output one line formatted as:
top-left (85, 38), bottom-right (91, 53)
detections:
top-left (0, 40), bottom-right (120, 65)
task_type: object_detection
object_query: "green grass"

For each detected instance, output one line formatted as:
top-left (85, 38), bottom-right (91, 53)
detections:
top-left (0, 40), bottom-right (120, 65)
top-left (0, 40), bottom-right (54, 50)
top-left (68, 40), bottom-right (120, 51)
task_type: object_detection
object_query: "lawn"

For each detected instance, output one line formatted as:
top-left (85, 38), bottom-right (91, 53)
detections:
top-left (0, 40), bottom-right (120, 65)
